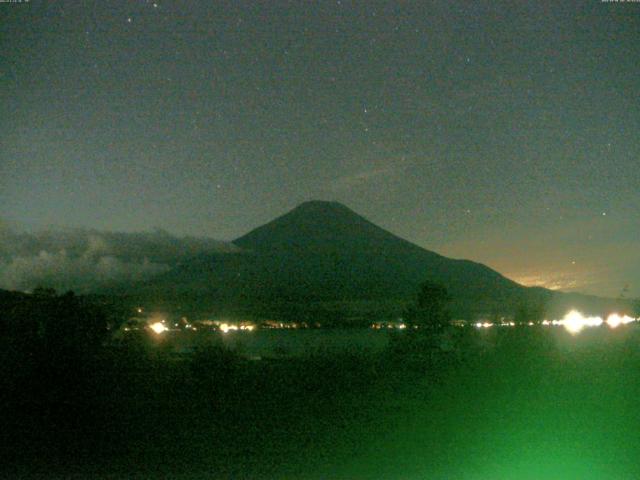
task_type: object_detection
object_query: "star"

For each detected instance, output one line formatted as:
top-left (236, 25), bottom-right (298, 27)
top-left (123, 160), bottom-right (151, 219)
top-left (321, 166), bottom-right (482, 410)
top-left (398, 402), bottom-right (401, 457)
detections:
top-left (127, 17), bottom-right (133, 23)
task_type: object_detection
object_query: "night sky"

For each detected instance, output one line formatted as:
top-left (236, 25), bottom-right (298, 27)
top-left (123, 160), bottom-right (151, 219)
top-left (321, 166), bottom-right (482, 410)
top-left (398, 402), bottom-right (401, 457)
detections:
top-left (2, 1), bottom-right (639, 297)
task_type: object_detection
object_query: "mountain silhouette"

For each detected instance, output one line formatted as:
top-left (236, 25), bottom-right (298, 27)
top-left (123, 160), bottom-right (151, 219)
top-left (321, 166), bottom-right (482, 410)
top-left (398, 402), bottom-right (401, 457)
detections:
top-left (137, 200), bottom-right (555, 317)
top-left (233, 201), bottom-right (521, 299)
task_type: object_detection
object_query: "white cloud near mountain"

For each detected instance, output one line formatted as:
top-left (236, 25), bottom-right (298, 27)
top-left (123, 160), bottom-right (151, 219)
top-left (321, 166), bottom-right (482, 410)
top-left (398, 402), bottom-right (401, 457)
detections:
top-left (0, 226), bottom-right (235, 293)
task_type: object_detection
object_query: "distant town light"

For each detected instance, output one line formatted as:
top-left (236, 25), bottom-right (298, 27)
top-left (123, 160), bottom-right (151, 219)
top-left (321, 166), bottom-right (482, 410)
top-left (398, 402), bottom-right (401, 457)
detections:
top-left (149, 322), bottom-right (167, 334)
top-left (562, 311), bottom-right (585, 334)
top-left (561, 310), bottom-right (603, 335)
top-left (607, 313), bottom-right (623, 329)
top-left (606, 313), bottom-right (635, 329)
top-left (474, 322), bottom-right (493, 328)
top-left (220, 323), bottom-right (239, 333)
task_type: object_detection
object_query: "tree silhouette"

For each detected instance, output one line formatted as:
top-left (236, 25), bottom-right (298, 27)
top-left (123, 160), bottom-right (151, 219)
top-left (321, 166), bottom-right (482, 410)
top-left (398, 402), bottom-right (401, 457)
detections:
top-left (405, 280), bottom-right (451, 333)
top-left (513, 300), bottom-right (546, 326)
top-left (1, 290), bottom-right (109, 398)
top-left (32, 286), bottom-right (58, 298)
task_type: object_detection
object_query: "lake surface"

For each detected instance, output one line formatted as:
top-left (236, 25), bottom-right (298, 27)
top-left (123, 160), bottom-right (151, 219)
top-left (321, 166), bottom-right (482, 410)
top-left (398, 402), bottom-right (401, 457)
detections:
top-left (216, 328), bottom-right (393, 357)
top-left (150, 328), bottom-right (397, 358)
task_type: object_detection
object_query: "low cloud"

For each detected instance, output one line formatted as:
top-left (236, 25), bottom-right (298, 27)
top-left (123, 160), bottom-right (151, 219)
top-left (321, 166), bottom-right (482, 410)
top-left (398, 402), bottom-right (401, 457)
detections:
top-left (0, 226), bottom-right (237, 293)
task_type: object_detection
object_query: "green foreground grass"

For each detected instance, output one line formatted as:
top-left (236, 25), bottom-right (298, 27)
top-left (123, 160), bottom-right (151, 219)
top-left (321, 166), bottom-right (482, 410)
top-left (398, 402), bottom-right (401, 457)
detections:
top-left (2, 326), bottom-right (640, 479)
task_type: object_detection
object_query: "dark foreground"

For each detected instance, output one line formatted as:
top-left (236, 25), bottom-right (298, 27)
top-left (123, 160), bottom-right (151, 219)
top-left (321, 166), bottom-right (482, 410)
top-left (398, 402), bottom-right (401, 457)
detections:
top-left (2, 325), bottom-right (640, 480)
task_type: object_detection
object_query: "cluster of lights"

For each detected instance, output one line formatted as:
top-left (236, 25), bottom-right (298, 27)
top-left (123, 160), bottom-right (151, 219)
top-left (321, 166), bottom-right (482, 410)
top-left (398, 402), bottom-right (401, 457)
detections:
top-left (475, 322), bottom-right (494, 329)
top-left (371, 322), bottom-right (409, 330)
top-left (554, 310), bottom-right (636, 334)
top-left (143, 312), bottom-right (636, 337)
top-left (219, 323), bottom-right (255, 333)
top-left (144, 320), bottom-right (256, 335)
top-left (605, 313), bottom-right (635, 329)
top-left (473, 311), bottom-right (637, 335)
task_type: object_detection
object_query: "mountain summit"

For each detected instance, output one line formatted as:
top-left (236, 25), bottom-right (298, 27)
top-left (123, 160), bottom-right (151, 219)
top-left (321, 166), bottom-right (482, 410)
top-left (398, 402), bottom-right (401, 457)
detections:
top-left (234, 200), bottom-right (431, 255)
